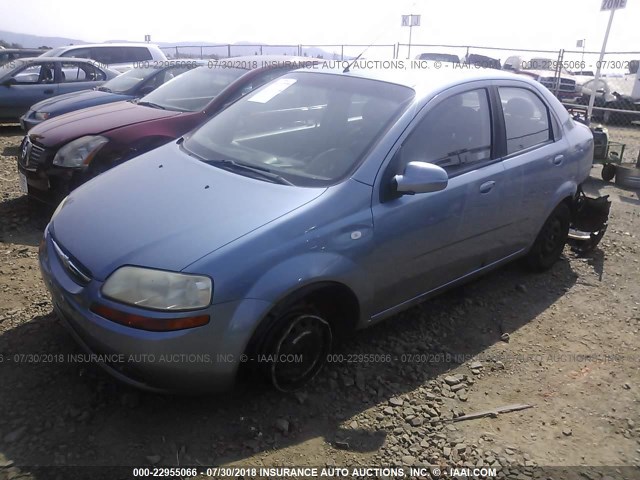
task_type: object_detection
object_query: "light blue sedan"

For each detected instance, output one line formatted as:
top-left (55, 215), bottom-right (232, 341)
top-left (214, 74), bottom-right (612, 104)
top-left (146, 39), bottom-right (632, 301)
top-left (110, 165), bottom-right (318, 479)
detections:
top-left (39, 67), bottom-right (594, 393)
top-left (0, 57), bottom-right (119, 122)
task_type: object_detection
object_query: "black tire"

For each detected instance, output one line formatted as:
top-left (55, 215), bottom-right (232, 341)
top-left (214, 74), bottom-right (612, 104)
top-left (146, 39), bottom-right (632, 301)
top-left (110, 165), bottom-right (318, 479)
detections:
top-left (525, 203), bottom-right (570, 272)
top-left (601, 163), bottom-right (616, 182)
top-left (257, 307), bottom-right (332, 392)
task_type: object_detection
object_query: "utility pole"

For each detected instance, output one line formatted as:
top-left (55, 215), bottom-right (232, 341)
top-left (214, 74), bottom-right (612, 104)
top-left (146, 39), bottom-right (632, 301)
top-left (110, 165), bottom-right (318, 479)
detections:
top-left (588, 0), bottom-right (626, 121)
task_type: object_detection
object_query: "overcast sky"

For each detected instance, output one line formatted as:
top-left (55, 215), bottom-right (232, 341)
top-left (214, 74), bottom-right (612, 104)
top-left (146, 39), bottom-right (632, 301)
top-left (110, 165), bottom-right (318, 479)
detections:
top-left (1, 0), bottom-right (639, 62)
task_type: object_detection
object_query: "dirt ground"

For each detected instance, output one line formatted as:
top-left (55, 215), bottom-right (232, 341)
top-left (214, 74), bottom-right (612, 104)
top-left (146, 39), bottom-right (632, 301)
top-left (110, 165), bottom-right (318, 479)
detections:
top-left (0, 124), bottom-right (639, 480)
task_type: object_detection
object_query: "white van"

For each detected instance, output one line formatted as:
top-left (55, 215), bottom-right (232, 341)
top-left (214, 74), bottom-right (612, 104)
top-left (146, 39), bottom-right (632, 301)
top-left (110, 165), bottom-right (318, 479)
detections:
top-left (40, 43), bottom-right (167, 73)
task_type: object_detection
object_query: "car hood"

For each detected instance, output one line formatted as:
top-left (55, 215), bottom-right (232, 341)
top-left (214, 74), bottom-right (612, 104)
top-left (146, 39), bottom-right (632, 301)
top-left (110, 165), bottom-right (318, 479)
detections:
top-left (31, 89), bottom-right (132, 114)
top-left (28, 101), bottom-right (182, 147)
top-left (50, 142), bottom-right (326, 281)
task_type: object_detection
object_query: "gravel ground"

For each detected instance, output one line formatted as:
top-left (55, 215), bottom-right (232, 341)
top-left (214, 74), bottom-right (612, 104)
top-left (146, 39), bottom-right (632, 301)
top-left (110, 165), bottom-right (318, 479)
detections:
top-left (0, 124), bottom-right (639, 480)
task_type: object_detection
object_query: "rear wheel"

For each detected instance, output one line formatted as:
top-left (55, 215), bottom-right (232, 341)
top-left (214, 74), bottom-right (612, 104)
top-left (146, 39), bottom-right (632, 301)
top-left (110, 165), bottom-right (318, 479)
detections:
top-left (258, 307), bottom-right (332, 392)
top-left (525, 203), bottom-right (570, 272)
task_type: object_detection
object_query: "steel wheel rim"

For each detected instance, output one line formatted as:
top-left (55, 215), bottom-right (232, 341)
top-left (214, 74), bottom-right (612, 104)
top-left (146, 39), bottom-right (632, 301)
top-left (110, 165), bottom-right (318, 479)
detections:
top-left (270, 314), bottom-right (332, 391)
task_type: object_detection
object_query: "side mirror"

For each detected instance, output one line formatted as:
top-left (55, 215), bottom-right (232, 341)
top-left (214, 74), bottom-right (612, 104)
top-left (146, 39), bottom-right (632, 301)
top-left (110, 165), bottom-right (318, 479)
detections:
top-left (393, 161), bottom-right (448, 195)
top-left (2, 77), bottom-right (16, 86)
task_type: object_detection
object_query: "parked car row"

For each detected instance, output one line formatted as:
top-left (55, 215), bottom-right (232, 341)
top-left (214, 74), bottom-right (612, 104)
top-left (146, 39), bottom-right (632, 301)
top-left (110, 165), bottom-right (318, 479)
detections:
top-left (0, 57), bottom-right (120, 123)
top-left (18, 56), bottom-right (310, 203)
top-left (24, 56), bottom-right (596, 393)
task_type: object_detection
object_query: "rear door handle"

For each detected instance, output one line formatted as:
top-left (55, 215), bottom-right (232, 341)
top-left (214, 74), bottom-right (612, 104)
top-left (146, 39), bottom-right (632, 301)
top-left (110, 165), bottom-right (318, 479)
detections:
top-left (552, 154), bottom-right (564, 165)
top-left (479, 181), bottom-right (495, 194)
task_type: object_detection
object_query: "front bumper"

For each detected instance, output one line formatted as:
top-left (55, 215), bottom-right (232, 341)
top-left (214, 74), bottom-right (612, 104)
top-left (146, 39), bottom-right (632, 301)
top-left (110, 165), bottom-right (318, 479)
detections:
top-left (39, 228), bottom-right (272, 393)
top-left (17, 138), bottom-right (76, 205)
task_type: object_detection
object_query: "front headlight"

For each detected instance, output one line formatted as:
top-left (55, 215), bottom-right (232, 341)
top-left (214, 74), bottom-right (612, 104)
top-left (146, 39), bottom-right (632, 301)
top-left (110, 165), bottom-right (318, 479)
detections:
top-left (53, 135), bottom-right (108, 168)
top-left (34, 111), bottom-right (50, 121)
top-left (102, 266), bottom-right (212, 311)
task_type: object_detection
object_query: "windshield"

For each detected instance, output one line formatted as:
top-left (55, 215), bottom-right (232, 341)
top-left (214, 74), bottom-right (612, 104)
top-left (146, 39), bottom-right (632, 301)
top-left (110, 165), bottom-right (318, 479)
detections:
top-left (40, 47), bottom-right (64, 57)
top-left (100, 66), bottom-right (157, 93)
top-left (138, 66), bottom-right (246, 112)
top-left (183, 72), bottom-right (415, 187)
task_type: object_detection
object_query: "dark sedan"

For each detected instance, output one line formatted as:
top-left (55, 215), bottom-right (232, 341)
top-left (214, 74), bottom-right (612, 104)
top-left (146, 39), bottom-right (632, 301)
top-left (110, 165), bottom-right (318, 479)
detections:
top-left (0, 57), bottom-right (119, 122)
top-left (18, 56), bottom-right (317, 204)
top-left (20, 61), bottom-right (202, 131)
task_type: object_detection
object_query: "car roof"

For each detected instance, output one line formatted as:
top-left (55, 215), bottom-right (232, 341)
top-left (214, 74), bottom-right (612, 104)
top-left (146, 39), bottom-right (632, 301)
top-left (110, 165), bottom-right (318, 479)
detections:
top-left (206, 55), bottom-right (322, 70)
top-left (296, 64), bottom-right (541, 96)
top-left (9, 56), bottom-right (109, 63)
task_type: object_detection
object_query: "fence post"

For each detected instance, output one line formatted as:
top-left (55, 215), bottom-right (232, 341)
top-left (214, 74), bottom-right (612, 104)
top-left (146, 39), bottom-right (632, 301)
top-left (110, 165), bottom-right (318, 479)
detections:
top-left (341, 45), bottom-right (344, 61)
top-left (200, 46), bottom-right (203, 59)
top-left (227, 44), bottom-right (231, 58)
top-left (260, 45), bottom-right (263, 55)
top-left (175, 46), bottom-right (178, 58)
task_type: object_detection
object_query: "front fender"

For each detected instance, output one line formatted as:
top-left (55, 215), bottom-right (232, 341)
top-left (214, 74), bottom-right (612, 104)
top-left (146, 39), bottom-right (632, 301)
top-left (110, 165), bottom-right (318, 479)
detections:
top-left (244, 252), bottom-right (372, 327)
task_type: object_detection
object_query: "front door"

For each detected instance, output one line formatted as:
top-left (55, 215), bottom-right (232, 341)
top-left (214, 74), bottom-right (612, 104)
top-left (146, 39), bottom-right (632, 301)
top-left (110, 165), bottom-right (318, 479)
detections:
top-left (369, 85), bottom-right (519, 316)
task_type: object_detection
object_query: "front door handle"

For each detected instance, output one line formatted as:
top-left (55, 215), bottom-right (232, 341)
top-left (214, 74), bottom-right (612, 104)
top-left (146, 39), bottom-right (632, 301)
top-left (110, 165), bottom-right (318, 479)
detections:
top-left (43, 89), bottom-right (54, 94)
top-left (552, 154), bottom-right (564, 165)
top-left (479, 180), bottom-right (495, 194)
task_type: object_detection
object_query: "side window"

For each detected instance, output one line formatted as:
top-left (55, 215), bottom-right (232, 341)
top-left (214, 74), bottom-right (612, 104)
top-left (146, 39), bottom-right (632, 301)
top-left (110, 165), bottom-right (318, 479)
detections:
top-left (400, 89), bottom-right (492, 175)
top-left (60, 62), bottom-right (106, 82)
top-left (12, 63), bottom-right (55, 84)
top-left (498, 87), bottom-right (551, 155)
top-left (90, 47), bottom-right (121, 64)
top-left (130, 47), bottom-right (153, 62)
top-left (61, 48), bottom-right (91, 59)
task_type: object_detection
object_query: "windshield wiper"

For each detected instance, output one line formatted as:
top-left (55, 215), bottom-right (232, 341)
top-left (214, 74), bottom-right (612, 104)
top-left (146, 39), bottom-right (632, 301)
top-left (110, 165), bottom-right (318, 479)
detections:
top-left (137, 101), bottom-right (167, 110)
top-left (208, 159), bottom-right (293, 186)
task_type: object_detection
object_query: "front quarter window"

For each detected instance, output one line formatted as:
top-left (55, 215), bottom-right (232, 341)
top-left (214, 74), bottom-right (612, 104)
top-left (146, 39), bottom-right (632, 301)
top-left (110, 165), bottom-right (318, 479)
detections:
top-left (183, 72), bottom-right (414, 187)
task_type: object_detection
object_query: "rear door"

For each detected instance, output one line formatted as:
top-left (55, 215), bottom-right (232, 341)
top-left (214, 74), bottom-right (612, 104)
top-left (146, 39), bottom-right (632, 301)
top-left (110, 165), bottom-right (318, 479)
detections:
top-left (493, 82), bottom-right (571, 248)
top-left (369, 83), bottom-right (520, 315)
top-left (57, 61), bottom-right (108, 95)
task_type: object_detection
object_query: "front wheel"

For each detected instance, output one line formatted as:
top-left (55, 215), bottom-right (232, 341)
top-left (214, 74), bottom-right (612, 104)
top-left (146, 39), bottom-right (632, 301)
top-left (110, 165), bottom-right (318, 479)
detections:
top-left (525, 203), bottom-right (570, 272)
top-left (258, 308), bottom-right (333, 392)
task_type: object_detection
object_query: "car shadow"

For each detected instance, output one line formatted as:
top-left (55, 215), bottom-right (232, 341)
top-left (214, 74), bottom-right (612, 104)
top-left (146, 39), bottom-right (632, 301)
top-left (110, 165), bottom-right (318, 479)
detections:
top-left (0, 196), bottom-right (51, 247)
top-left (0, 255), bottom-right (578, 476)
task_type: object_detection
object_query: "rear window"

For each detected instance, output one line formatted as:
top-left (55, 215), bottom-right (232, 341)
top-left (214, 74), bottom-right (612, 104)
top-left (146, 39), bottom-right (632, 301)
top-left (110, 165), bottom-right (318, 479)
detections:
top-left (43, 46), bottom-right (153, 64)
top-left (91, 47), bottom-right (152, 64)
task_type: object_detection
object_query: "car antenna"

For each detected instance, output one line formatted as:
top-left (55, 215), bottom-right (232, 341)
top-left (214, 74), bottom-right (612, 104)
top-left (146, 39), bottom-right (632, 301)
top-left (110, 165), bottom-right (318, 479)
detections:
top-left (343, 50), bottom-right (366, 73)
top-left (343, 19), bottom-right (395, 73)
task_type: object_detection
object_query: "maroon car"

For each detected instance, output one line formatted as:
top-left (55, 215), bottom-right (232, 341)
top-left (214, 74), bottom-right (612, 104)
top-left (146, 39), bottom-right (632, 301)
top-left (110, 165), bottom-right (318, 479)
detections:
top-left (17, 56), bottom-right (317, 204)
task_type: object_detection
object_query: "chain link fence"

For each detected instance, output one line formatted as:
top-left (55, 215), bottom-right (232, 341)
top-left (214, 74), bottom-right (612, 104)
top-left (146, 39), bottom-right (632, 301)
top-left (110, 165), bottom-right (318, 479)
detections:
top-left (403, 43), bottom-right (640, 128)
top-left (161, 42), bottom-right (639, 128)
top-left (160, 44), bottom-right (396, 60)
